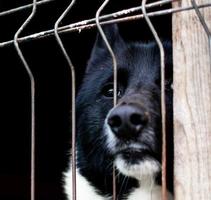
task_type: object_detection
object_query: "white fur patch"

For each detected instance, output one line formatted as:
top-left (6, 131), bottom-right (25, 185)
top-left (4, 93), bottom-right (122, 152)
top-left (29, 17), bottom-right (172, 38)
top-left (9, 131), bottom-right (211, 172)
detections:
top-left (115, 156), bottom-right (160, 180)
top-left (64, 166), bottom-right (173, 200)
top-left (104, 123), bottom-right (117, 151)
top-left (114, 157), bottom-right (173, 200)
top-left (64, 168), bottom-right (109, 200)
top-left (64, 162), bottom-right (173, 200)
top-left (127, 184), bottom-right (173, 200)
top-left (104, 108), bottom-right (117, 151)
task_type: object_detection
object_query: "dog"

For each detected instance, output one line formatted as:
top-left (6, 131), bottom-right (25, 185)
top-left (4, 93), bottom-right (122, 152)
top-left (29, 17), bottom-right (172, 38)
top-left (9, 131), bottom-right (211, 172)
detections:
top-left (64, 25), bottom-right (173, 200)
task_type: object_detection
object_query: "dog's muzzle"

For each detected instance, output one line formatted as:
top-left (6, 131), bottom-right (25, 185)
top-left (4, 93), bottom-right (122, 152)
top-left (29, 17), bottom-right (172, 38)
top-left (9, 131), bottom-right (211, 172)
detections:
top-left (105, 103), bottom-right (160, 178)
top-left (107, 104), bottom-right (149, 141)
top-left (106, 103), bottom-right (156, 160)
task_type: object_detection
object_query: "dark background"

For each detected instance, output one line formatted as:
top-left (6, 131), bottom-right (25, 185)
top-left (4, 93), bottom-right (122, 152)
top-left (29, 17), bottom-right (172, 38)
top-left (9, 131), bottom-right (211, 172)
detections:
top-left (0, 0), bottom-right (171, 199)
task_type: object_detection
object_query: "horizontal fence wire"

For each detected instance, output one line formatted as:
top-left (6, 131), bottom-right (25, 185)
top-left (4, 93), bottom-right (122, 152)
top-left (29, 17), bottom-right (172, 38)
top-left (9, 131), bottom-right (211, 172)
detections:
top-left (0, 0), bottom-right (54, 17)
top-left (13, 1), bottom-right (38, 200)
top-left (54, 1), bottom-right (77, 200)
top-left (0, 0), bottom-right (211, 48)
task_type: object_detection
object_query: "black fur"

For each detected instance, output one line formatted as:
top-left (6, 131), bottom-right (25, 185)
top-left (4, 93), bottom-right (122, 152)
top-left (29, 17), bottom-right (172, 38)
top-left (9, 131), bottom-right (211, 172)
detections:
top-left (75, 25), bottom-right (173, 198)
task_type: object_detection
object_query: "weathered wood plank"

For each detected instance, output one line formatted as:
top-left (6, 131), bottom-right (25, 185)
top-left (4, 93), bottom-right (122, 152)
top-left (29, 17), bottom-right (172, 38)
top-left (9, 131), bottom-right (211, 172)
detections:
top-left (173, 0), bottom-right (211, 199)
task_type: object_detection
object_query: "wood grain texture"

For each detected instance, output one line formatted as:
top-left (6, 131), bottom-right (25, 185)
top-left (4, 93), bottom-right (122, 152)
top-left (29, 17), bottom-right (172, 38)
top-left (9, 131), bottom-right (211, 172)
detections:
top-left (172, 0), bottom-right (211, 199)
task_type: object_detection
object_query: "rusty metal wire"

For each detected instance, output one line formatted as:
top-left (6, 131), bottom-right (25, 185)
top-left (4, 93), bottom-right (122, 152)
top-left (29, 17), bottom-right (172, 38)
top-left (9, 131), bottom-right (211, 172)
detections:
top-left (53, 1), bottom-right (77, 200)
top-left (0, 0), bottom-right (173, 46)
top-left (0, 0), bottom-right (54, 17)
top-left (191, 0), bottom-right (211, 64)
top-left (141, 0), bottom-right (167, 200)
top-left (13, 1), bottom-right (37, 200)
top-left (95, 1), bottom-right (117, 199)
top-left (1, 1), bottom-right (211, 48)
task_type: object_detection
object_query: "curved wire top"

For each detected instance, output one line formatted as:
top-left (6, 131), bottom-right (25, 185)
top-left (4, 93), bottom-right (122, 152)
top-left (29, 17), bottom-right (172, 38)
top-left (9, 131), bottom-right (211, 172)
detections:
top-left (95, 0), bottom-right (118, 107)
top-left (13, 1), bottom-right (37, 200)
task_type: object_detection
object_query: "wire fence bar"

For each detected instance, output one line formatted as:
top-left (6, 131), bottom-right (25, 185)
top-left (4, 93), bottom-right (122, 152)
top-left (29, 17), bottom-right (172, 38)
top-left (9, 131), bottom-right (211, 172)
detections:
top-left (1, 2), bottom-right (211, 48)
top-left (0, 0), bottom-right (54, 17)
top-left (0, 0), bottom-right (172, 46)
top-left (141, 0), bottom-right (167, 200)
top-left (13, 1), bottom-right (38, 200)
top-left (57, 0), bottom-right (174, 34)
top-left (191, 0), bottom-right (211, 65)
top-left (53, 1), bottom-right (77, 200)
top-left (95, 0), bottom-right (117, 199)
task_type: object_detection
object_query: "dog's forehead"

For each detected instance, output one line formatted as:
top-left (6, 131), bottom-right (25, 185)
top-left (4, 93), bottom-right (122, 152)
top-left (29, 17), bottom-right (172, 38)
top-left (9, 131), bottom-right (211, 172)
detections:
top-left (117, 43), bottom-right (160, 82)
top-left (85, 41), bottom-right (171, 90)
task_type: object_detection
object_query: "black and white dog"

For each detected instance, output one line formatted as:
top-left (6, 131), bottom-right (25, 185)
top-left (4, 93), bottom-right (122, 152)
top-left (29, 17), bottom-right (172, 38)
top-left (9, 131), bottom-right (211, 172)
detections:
top-left (64, 25), bottom-right (173, 200)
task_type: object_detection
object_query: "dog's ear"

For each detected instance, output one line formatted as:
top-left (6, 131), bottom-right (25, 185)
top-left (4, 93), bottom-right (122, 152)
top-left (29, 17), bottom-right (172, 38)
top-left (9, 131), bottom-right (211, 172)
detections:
top-left (93, 24), bottom-right (121, 50)
top-left (86, 24), bottom-right (125, 73)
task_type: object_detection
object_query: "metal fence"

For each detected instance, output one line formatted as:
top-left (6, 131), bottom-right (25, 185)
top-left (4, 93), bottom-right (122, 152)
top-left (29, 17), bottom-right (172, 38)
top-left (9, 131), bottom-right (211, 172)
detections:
top-left (0, 0), bottom-right (210, 200)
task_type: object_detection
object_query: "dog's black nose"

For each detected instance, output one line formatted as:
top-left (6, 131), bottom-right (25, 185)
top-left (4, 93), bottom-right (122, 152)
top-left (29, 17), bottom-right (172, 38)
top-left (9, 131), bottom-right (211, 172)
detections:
top-left (107, 105), bottom-right (148, 140)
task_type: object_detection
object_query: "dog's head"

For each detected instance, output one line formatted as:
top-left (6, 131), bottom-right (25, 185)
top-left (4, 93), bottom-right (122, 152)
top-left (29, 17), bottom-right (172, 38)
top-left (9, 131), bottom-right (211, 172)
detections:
top-left (76, 25), bottom-right (172, 182)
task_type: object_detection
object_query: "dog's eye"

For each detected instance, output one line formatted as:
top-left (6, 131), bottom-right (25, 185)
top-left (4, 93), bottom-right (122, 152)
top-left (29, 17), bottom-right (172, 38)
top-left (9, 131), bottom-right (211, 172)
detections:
top-left (102, 84), bottom-right (122, 98)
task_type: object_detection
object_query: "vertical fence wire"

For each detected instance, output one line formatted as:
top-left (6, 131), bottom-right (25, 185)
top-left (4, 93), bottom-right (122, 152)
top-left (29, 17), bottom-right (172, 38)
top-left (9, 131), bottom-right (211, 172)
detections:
top-left (191, 0), bottom-right (211, 64)
top-left (54, 1), bottom-right (77, 200)
top-left (13, 1), bottom-right (37, 200)
top-left (95, 0), bottom-right (117, 199)
top-left (141, 0), bottom-right (167, 199)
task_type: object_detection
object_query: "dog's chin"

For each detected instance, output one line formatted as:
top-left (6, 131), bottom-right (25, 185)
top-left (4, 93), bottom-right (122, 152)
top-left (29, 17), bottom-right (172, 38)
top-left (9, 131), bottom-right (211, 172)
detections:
top-left (114, 152), bottom-right (161, 180)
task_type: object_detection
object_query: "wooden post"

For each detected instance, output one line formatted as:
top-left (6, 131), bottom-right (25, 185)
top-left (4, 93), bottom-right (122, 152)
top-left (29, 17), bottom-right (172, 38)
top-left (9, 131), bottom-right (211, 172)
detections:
top-left (173, 0), bottom-right (211, 199)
